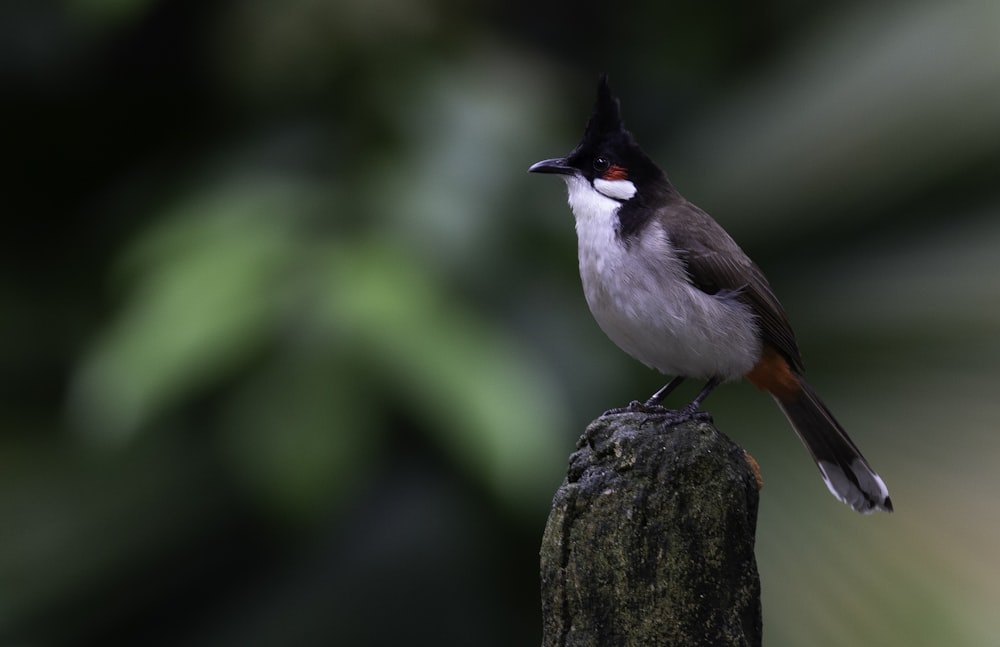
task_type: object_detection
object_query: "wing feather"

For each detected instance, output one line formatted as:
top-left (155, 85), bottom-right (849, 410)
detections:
top-left (662, 199), bottom-right (805, 372)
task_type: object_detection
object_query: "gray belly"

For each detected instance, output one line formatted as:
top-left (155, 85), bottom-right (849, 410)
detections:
top-left (580, 244), bottom-right (762, 381)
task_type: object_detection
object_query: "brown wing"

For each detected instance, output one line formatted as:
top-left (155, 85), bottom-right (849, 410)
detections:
top-left (663, 199), bottom-right (805, 373)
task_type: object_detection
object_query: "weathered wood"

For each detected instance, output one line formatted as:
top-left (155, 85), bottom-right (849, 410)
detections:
top-left (540, 413), bottom-right (762, 647)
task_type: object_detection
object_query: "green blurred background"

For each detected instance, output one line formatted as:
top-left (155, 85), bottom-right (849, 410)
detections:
top-left (4, 0), bottom-right (1000, 645)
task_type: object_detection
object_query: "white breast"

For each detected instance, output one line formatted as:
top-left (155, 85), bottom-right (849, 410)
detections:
top-left (563, 175), bottom-right (762, 381)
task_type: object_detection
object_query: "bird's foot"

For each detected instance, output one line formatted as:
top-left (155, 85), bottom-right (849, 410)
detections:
top-left (649, 404), bottom-right (714, 427)
top-left (600, 400), bottom-right (673, 417)
top-left (600, 400), bottom-right (713, 426)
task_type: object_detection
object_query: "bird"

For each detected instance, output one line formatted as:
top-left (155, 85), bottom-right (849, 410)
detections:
top-left (529, 76), bottom-right (891, 513)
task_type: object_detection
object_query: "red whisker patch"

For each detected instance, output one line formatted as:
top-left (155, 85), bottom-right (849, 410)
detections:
top-left (602, 164), bottom-right (628, 181)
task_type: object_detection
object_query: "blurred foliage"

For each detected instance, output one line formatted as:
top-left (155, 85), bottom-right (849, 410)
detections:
top-left (3, 0), bottom-right (1000, 645)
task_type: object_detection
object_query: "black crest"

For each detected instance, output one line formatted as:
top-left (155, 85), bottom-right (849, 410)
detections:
top-left (567, 76), bottom-right (667, 194)
top-left (583, 75), bottom-right (625, 144)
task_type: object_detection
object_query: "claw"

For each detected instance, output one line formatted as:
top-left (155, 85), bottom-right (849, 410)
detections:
top-left (652, 407), bottom-right (713, 427)
top-left (599, 401), bottom-right (714, 426)
top-left (600, 400), bottom-right (674, 417)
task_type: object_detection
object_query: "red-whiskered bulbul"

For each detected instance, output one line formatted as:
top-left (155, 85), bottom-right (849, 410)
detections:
top-left (529, 77), bottom-right (891, 513)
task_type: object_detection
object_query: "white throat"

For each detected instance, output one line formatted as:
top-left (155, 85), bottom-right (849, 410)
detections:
top-left (563, 175), bottom-right (625, 238)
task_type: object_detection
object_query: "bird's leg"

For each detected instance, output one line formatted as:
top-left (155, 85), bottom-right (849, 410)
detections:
top-left (671, 377), bottom-right (721, 423)
top-left (601, 376), bottom-right (685, 417)
top-left (625, 377), bottom-right (722, 426)
top-left (643, 376), bottom-right (686, 407)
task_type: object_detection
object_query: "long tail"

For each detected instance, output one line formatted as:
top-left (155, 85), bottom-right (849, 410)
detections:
top-left (773, 378), bottom-right (892, 513)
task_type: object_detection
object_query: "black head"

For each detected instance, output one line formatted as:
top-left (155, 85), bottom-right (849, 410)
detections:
top-left (529, 76), bottom-right (669, 198)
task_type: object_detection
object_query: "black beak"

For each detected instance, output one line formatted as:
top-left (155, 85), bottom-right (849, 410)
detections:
top-left (528, 157), bottom-right (574, 175)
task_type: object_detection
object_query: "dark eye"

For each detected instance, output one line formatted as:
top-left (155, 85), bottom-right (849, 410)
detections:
top-left (593, 156), bottom-right (610, 172)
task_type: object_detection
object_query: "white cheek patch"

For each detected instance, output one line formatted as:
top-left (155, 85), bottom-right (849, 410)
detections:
top-left (593, 178), bottom-right (637, 201)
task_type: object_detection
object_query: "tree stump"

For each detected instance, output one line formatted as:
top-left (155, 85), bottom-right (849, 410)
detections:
top-left (540, 413), bottom-right (762, 647)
